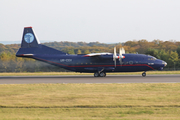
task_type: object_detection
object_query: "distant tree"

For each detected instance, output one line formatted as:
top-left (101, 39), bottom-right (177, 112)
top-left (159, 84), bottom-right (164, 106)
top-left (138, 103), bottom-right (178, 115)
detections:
top-left (0, 44), bottom-right (5, 53)
top-left (158, 49), bottom-right (169, 62)
top-left (84, 50), bottom-right (90, 54)
top-left (77, 49), bottom-right (82, 54)
top-left (124, 40), bottom-right (138, 47)
top-left (0, 52), bottom-right (10, 72)
top-left (67, 49), bottom-right (75, 54)
top-left (161, 41), bottom-right (178, 51)
top-left (145, 48), bottom-right (160, 59)
top-left (177, 46), bottom-right (180, 58)
top-left (169, 51), bottom-right (179, 70)
top-left (137, 39), bottom-right (149, 53)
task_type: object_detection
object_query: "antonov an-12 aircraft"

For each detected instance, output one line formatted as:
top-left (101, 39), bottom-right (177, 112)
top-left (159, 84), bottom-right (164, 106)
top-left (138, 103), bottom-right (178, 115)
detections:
top-left (16, 27), bottom-right (167, 77)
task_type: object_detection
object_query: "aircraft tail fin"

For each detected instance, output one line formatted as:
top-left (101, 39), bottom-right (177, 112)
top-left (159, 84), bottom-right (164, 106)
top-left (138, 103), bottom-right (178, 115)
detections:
top-left (16, 27), bottom-right (66, 57)
top-left (21, 27), bottom-right (40, 48)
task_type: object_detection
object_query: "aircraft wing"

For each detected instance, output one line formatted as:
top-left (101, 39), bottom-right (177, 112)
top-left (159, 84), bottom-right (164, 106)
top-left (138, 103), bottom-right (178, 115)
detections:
top-left (84, 53), bottom-right (112, 57)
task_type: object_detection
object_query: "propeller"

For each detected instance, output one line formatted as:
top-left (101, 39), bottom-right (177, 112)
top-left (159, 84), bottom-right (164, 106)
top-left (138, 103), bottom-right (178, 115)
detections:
top-left (113, 47), bottom-right (117, 67)
top-left (113, 47), bottom-right (125, 67)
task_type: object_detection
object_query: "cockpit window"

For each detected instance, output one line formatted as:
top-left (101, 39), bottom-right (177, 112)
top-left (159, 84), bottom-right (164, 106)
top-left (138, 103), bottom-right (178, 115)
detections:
top-left (153, 57), bottom-right (156, 60)
top-left (148, 57), bottom-right (156, 60)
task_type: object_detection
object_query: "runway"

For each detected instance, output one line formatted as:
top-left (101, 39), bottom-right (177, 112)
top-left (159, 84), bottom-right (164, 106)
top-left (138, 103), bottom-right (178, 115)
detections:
top-left (0, 75), bottom-right (180, 84)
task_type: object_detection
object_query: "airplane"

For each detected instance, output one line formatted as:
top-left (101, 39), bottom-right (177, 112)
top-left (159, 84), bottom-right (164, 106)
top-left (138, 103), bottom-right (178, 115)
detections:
top-left (16, 27), bottom-right (167, 77)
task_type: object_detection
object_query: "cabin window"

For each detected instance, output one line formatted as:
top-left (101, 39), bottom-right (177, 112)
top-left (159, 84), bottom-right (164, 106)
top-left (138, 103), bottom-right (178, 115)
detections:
top-left (129, 61), bottom-right (133, 65)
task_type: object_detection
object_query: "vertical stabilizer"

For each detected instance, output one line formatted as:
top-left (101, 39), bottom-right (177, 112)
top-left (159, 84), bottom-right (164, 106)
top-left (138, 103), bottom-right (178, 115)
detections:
top-left (21, 27), bottom-right (40, 48)
top-left (16, 27), bottom-right (67, 56)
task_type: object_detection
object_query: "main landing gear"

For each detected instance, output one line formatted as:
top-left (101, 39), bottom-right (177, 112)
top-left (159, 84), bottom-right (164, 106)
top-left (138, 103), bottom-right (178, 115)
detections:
top-left (142, 72), bottom-right (146, 77)
top-left (94, 72), bottom-right (106, 77)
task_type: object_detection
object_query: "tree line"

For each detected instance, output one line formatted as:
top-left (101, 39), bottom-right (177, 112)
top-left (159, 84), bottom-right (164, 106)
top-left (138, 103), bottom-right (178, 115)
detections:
top-left (0, 39), bottom-right (180, 72)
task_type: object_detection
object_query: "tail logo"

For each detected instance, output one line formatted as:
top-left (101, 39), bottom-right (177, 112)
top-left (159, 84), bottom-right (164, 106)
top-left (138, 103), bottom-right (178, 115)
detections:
top-left (24, 33), bottom-right (34, 43)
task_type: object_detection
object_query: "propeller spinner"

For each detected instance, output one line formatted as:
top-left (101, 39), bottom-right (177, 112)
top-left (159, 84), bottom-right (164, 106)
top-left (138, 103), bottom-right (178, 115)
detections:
top-left (119, 48), bottom-right (125, 66)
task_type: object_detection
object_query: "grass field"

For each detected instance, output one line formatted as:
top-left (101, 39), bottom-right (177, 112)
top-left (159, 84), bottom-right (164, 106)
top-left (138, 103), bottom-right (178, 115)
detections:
top-left (0, 70), bottom-right (180, 76)
top-left (0, 83), bottom-right (180, 119)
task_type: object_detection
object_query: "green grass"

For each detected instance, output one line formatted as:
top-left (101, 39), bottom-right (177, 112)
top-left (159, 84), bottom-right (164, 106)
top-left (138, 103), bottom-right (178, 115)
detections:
top-left (0, 83), bottom-right (180, 119)
top-left (1, 108), bottom-right (180, 120)
top-left (0, 71), bottom-right (180, 76)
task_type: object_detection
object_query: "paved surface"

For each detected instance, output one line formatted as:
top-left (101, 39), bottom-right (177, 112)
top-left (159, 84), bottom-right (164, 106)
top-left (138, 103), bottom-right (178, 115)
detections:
top-left (0, 75), bottom-right (180, 84)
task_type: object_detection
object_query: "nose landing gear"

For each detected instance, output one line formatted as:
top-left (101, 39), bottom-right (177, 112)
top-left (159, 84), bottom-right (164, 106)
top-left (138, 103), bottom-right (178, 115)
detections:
top-left (142, 72), bottom-right (146, 77)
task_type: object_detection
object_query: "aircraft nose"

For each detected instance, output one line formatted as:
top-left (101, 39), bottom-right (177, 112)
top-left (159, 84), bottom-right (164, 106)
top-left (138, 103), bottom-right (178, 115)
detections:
top-left (162, 61), bottom-right (167, 67)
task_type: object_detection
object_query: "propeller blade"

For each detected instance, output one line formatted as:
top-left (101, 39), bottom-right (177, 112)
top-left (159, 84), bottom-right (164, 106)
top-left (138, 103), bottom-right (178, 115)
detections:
top-left (114, 59), bottom-right (116, 67)
top-left (114, 47), bottom-right (116, 57)
top-left (113, 47), bottom-right (117, 67)
top-left (119, 48), bottom-right (122, 66)
top-left (122, 48), bottom-right (125, 54)
top-left (119, 48), bottom-right (125, 66)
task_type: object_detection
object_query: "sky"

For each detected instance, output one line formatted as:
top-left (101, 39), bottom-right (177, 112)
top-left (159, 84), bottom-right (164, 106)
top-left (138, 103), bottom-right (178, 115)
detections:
top-left (0, 0), bottom-right (180, 44)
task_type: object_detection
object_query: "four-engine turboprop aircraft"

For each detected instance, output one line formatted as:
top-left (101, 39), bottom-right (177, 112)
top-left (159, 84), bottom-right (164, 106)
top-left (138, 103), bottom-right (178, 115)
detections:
top-left (16, 27), bottom-right (167, 77)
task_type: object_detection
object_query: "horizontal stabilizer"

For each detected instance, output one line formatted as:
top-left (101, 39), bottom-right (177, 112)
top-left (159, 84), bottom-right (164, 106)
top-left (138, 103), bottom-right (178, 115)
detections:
top-left (17, 54), bottom-right (34, 57)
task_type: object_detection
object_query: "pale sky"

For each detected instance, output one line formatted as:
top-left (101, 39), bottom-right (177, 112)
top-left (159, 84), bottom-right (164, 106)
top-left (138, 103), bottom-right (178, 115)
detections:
top-left (0, 0), bottom-right (180, 43)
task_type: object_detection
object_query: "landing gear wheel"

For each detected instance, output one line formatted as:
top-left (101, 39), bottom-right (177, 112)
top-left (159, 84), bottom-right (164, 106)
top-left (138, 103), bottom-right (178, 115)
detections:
top-left (142, 72), bottom-right (146, 77)
top-left (104, 72), bottom-right (106, 77)
top-left (94, 72), bottom-right (99, 77)
top-left (99, 72), bottom-right (106, 77)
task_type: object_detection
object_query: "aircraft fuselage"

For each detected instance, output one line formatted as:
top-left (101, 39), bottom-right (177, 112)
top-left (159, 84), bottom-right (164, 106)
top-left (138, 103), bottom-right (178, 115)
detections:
top-left (27, 53), bottom-right (166, 73)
